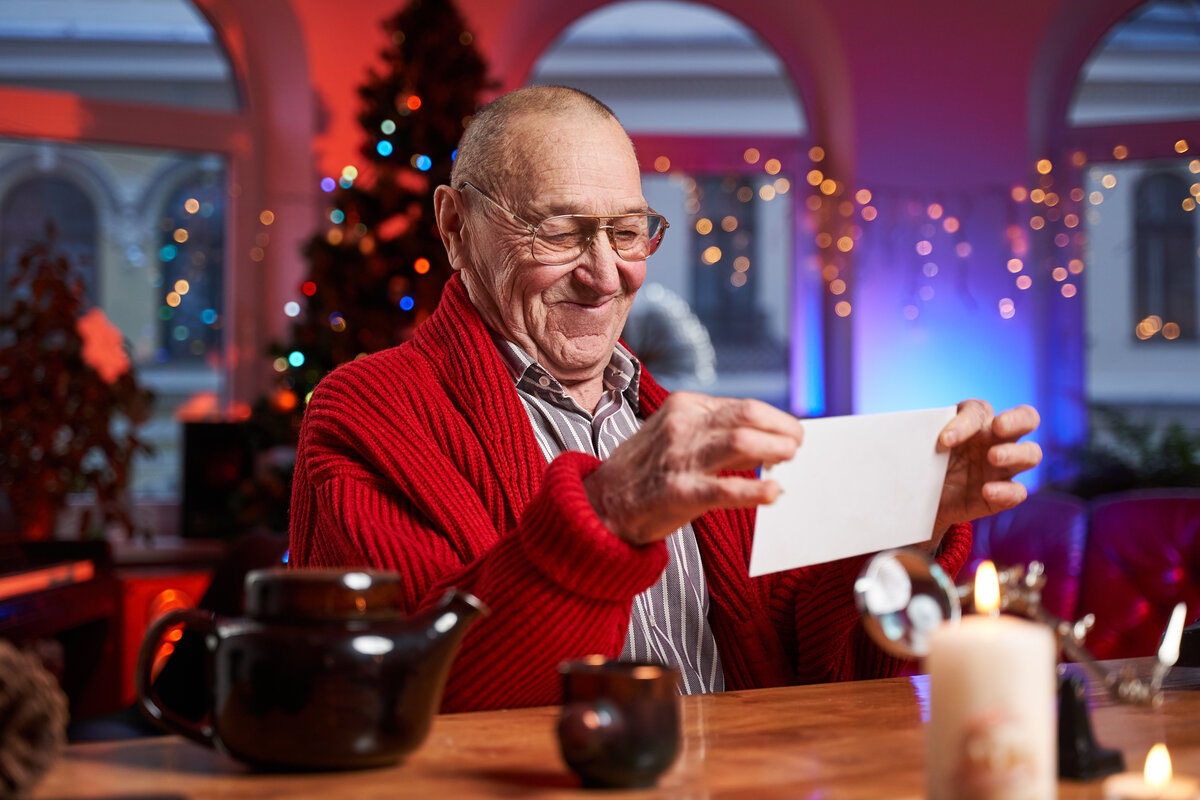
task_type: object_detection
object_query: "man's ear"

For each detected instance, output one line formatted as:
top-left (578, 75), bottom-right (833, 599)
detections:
top-left (433, 184), bottom-right (469, 272)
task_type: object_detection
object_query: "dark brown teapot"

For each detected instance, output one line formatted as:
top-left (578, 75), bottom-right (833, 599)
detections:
top-left (135, 568), bottom-right (488, 771)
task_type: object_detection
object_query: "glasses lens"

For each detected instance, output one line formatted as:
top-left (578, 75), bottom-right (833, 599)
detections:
top-left (533, 216), bottom-right (595, 265)
top-left (531, 214), bottom-right (667, 265)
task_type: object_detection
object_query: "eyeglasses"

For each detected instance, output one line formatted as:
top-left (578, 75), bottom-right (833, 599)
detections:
top-left (459, 181), bottom-right (669, 266)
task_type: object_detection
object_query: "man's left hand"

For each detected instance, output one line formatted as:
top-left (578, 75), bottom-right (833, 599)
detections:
top-left (928, 400), bottom-right (1042, 551)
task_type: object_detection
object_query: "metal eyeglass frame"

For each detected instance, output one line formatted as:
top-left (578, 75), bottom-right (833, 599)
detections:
top-left (458, 180), bottom-right (669, 266)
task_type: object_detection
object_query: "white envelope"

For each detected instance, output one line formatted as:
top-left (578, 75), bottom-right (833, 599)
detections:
top-left (748, 406), bottom-right (956, 577)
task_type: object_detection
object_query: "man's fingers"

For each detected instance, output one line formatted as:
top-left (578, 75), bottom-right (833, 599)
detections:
top-left (707, 397), bottom-right (804, 446)
top-left (992, 404), bottom-right (1041, 440)
top-left (941, 398), bottom-right (994, 447)
top-left (982, 480), bottom-right (1028, 510)
top-left (694, 426), bottom-right (803, 473)
top-left (987, 440), bottom-right (1043, 472)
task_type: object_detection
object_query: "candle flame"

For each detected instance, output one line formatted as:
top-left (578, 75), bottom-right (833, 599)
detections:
top-left (1145, 743), bottom-right (1172, 787)
top-left (974, 560), bottom-right (1000, 615)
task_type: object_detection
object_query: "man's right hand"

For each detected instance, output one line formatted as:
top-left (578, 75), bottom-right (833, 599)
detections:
top-left (583, 392), bottom-right (804, 545)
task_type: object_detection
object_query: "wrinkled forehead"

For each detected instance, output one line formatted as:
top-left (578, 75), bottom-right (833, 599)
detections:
top-left (498, 112), bottom-right (645, 215)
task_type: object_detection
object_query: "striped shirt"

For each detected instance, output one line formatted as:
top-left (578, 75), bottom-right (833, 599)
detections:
top-left (494, 336), bottom-right (725, 694)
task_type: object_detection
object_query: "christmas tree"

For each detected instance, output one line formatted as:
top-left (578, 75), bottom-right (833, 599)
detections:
top-left (264, 0), bottom-right (492, 441)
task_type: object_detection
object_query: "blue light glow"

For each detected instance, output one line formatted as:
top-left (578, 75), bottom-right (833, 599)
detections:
top-left (201, 308), bottom-right (217, 325)
top-left (160, 245), bottom-right (177, 262)
top-left (377, 140), bottom-right (394, 157)
top-left (288, 351), bottom-right (305, 368)
top-left (415, 155), bottom-right (432, 171)
top-left (330, 209), bottom-right (345, 224)
top-left (398, 296), bottom-right (415, 311)
top-left (320, 177), bottom-right (336, 193)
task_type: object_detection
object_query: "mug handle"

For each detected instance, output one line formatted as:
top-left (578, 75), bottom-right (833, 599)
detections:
top-left (135, 607), bottom-right (219, 747)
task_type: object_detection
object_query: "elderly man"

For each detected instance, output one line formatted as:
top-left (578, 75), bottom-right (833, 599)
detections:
top-left (288, 86), bottom-right (1042, 712)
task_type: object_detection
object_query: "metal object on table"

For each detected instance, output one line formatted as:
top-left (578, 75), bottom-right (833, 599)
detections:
top-left (854, 549), bottom-right (1189, 707)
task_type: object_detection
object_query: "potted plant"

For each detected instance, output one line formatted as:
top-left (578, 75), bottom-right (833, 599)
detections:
top-left (0, 230), bottom-right (153, 540)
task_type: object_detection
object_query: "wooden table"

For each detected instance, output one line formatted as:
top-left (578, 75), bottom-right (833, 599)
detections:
top-left (33, 661), bottom-right (1200, 799)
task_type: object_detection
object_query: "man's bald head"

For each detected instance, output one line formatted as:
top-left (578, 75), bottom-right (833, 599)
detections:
top-left (451, 86), bottom-right (632, 203)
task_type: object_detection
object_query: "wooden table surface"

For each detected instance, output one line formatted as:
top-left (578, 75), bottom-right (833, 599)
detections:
top-left (33, 661), bottom-right (1200, 799)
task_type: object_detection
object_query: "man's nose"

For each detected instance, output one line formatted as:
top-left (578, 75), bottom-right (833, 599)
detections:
top-left (572, 227), bottom-right (624, 293)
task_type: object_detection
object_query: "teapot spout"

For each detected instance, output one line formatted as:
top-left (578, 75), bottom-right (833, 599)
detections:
top-left (423, 588), bottom-right (490, 644)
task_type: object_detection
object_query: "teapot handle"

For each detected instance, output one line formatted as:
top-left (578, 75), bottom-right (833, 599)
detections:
top-left (135, 607), bottom-right (219, 747)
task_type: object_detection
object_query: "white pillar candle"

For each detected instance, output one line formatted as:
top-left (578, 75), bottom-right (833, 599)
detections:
top-left (926, 561), bottom-right (1058, 800)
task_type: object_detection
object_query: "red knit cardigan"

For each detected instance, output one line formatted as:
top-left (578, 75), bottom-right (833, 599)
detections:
top-left (288, 275), bottom-right (971, 712)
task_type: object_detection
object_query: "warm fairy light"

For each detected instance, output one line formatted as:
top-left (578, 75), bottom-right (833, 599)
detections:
top-left (701, 246), bottom-right (722, 264)
top-left (916, 240), bottom-right (932, 256)
top-left (1030, 216), bottom-right (1045, 230)
top-left (738, 187), bottom-right (755, 203)
top-left (1069, 259), bottom-right (1084, 274)
top-left (1145, 744), bottom-right (1172, 787)
top-left (733, 256), bottom-right (750, 272)
top-left (759, 185), bottom-right (777, 201)
top-left (764, 158), bottom-right (782, 175)
top-left (1113, 145), bottom-right (1129, 160)
top-left (1175, 140), bottom-right (1189, 154)
top-left (1070, 187), bottom-right (1084, 202)
top-left (184, 198), bottom-right (200, 214)
top-left (1053, 267), bottom-right (1067, 282)
top-left (1064, 213), bottom-right (1079, 228)
top-left (774, 177), bottom-right (791, 194)
top-left (816, 232), bottom-right (833, 249)
top-left (1061, 284), bottom-right (1077, 298)
top-left (943, 217), bottom-right (959, 233)
top-left (1184, 198), bottom-right (1197, 212)
top-left (173, 228), bottom-right (189, 243)
top-left (1011, 186), bottom-right (1028, 202)
top-left (327, 229), bottom-right (343, 245)
top-left (654, 156), bottom-right (670, 172)
top-left (250, 247), bottom-right (265, 262)
top-left (406, 95), bottom-right (422, 111)
top-left (1007, 258), bottom-right (1023, 273)
top-left (807, 169), bottom-right (824, 186)
top-left (260, 210), bottom-right (276, 226)
top-left (743, 148), bottom-right (760, 164)
top-left (1055, 233), bottom-right (1070, 248)
top-left (256, 232), bottom-right (271, 247)
top-left (834, 301), bottom-right (851, 317)
top-left (414, 257), bottom-right (431, 274)
top-left (927, 203), bottom-right (944, 220)
top-left (722, 216), bottom-right (738, 232)
top-left (830, 279), bottom-right (846, 295)
top-left (730, 272), bottom-right (747, 288)
top-left (822, 265), bottom-right (839, 281)
top-left (1191, 159), bottom-right (1200, 173)
top-left (806, 195), bottom-right (822, 211)
top-left (1102, 174), bottom-right (1117, 189)
top-left (1044, 192), bottom-right (1059, 207)
top-left (175, 280), bottom-right (190, 295)
top-left (695, 218), bottom-right (713, 235)
top-left (808, 146), bottom-right (825, 162)
top-left (1016, 275), bottom-right (1032, 290)
top-left (1090, 191), bottom-right (1104, 205)
top-left (955, 242), bottom-right (972, 258)
top-left (836, 236), bottom-right (854, 252)
top-left (1071, 150), bottom-right (1087, 167)
top-left (862, 206), bottom-right (877, 221)
top-left (166, 292), bottom-right (181, 307)
top-left (1036, 159), bottom-right (1053, 174)
top-left (1163, 322), bottom-right (1181, 340)
top-left (856, 189), bottom-right (872, 204)
top-left (1030, 188), bottom-right (1046, 204)
top-left (975, 560), bottom-right (1001, 612)
top-left (819, 179), bottom-right (837, 196)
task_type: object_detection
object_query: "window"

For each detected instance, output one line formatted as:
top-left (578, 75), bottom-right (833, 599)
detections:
top-left (0, 175), bottom-right (98, 304)
top-left (0, 1), bottom-right (239, 503)
top-left (1069, 0), bottom-right (1200, 405)
top-left (528, 0), bottom-right (815, 413)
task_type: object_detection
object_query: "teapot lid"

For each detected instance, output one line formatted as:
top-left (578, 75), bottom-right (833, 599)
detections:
top-left (244, 568), bottom-right (403, 621)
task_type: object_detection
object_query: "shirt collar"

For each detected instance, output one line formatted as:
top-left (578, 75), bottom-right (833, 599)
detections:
top-left (491, 332), bottom-right (642, 411)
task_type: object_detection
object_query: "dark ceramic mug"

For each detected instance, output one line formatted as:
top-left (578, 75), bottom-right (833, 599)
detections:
top-left (556, 656), bottom-right (682, 789)
top-left (135, 568), bottom-right (488, 771)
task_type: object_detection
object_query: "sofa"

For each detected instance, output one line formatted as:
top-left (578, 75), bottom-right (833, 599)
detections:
top-left (967, 488), bottom-right (1200, 660)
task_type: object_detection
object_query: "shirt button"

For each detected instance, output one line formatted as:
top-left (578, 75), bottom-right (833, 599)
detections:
top-left (538, 376), bottom-right (551, 388)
